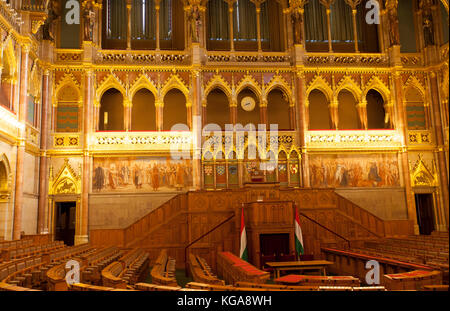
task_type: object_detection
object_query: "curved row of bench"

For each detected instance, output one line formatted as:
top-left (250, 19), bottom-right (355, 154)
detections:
top-left (1, 244), bottom-right (94, 291)
top-left (102, 248), bottom-right (149, 288)
top-left (188, 253), bottom-right (225, 286)
top-left (150, 249), bottom-right (178, 287)
top-left (217, 252), bottom-right (270, 285)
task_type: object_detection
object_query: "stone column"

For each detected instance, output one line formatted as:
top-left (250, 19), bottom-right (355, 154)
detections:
top-left (393, 69), bottom-right (419, 234)
top-left (37, 69), bottom-right (51, 234)
top-left (13, 46), bottom-right (30, 240)
top-left (126, 0), bottom-right (132, 50)
top-left (295, 71), bottom-right (310, 187)
top-left (256, 4), bottom-right (262, 52)
top-left (124, 98), bottom-right (132, 131)
top-left (228, 3), bottom-right (234, 51)
top-left (260, 99), bottom-right (268, 128)
top-left (428, 71), bottom-right (449, 228)
top-left (156, 100), bottom-right (163, 131)
top-left (356, 99), bottom-right (368, 130)
top-left (326, 8), bottom-right (333, 52)
top-left (192, 69), bottom-right (202, 190)
top-left (156, 0), bottom-right (160, 50)
top-left (329, 97), bottom-right (339, 130)
top-left (77, 69), bottom-right (94, 245)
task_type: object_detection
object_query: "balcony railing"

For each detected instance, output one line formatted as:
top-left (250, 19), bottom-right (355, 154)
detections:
top-left (21, 0), bottom-right (46, 11)
top-left (401, 53), bottom-right (424, 67)
top-left (306, 130), bottom-right (402, 149)
top-left (89, 131), bottom-right (192, 152)
top-left (303, 52), bottom-right (388, 67)
top-left (95, 49), bottom-right (190, 65)
top-left (206, 50), bottom-right (290, 65)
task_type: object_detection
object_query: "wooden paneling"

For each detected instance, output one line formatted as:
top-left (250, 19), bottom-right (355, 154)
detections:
top-left (88, 187), bottom-right (412, 269)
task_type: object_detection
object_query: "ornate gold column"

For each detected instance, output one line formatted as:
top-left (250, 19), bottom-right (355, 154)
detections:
top-left (156, 100), bottom-right (163, 131)
top-left (37, 69), bottom-right (51, 234)
top-left (428, 71), bottom-right (449, 228)
top-left (329, 97), bottom-right (339, 130)
top-left (192, 69), bottom-right (202, 190)
top-left (344, 0), bottom-right (362, 52)
top-left (295, 71), bottom-right (310, 187)
top-left (124, 98), bottom-right (132, 131)
top-left (156, 0), bottom-right (161, 50)
top-left (356, 99), bottom-right (368, 129)
top-left (126, 0), bottom-right (132, 50)
top-left (13, 45), bottom-right (30, 240)
top-left (255, 1), bottom-right (262, 52)
top-left (230, 101), bottom-right (237, 125)
top-left (228, 1), bottom-right (235, 51)
top-left (320, 0), bottom-right (334, 53)
top-left (260, 98), bottom-right (268, 128)
top-left (393, 70), bottom-right (419, 234)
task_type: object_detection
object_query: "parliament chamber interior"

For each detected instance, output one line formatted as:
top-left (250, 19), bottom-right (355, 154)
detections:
top-left (0, 0), bottom-right (449, 294)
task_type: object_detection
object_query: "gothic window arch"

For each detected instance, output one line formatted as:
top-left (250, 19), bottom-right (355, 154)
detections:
top-left (99, 88), bottom-right (124, 131)
top-left (267, 88), bottom-right (291, 130)
top-left (308, 89), bottom-right (332, 130)
top-left (56, 85), bottom-right (81, 132)
top-left (131, 88), bottom-right (156, 131)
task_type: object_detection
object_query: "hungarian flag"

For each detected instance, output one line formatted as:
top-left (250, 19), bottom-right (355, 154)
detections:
top-left (295, 207), bottom-right (305, 259)
top-left (239, 207), bottom-right (248, 262)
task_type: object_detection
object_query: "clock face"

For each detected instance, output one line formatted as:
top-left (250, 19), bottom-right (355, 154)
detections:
top-left (241, 96), bottom-right (256, 112)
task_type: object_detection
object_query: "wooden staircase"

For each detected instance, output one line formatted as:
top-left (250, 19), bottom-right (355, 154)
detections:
top-left (89, 187), bottom-right (414, 269)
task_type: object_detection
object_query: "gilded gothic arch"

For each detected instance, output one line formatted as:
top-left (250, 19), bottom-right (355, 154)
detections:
top-left (0, 154), bottom-right (11, 200)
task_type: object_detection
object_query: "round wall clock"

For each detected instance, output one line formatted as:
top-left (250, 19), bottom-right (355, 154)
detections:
top-left (241, 96), bottom-right (256, 112)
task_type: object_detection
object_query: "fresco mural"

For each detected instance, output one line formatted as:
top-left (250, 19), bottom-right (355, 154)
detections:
top-left (93, 157), bottom-right (193, 192)
top-left (309, 153), bottom-right (400, 188)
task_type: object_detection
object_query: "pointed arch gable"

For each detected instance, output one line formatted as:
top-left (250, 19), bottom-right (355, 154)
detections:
top-left (161, 74), bottom-right (190, 102)
top-left (404, 76), bottom-right (426, 100)
top-left (54, 74), bottom-right (82, 106)
top-left (204, 74), bottom-right (233, 102)
top-left (96, 74), bottom-right (127, 105)
top-left (1, 39), bottom-right (17, 81)
top-left (363, 76), bottom-right (390, 102)
top-left (129, 74), bottom-right (158, 100)
top-left (265, 75), bottom-right (293, 103)
top-left (306, 75), bottom-right (333, 103)
top-left (335, 76), bottom-right (362, 100)
top-left (235, 75), bottom-right (262, 99)
top-left (0, 153), bottom-right (11, 193)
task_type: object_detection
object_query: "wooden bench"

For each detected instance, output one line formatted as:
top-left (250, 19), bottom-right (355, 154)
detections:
top-left (274, 274), bottom-right (361, 287)
top-left (150, 249), bottom-right (178, 287)
top-left (235, 281), bottom-right (319, 291)
top-left (383, 270), bottom-right (442, 290)
top-left (135, 282), bottom-right (182, 291)
top-left (188, 253), bottom-right (225, 286)
top-left (217, 252), bottom-right (269, 285)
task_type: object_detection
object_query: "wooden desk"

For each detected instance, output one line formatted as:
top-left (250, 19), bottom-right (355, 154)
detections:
top-left (265, 260), bottom-right (334, 279)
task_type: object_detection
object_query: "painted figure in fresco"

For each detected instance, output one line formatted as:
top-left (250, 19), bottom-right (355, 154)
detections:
top-left (108, 164), bottom-right (117, 190)
top-left (121, 165), bottom-right (130, 185)
top-left (151, 164), bottom-right (160, 191)
top-left (334, 164), bottom-right (345, 186)
top-left (83, 0), bottom-right (96, 41)
top-left (93, 165), bottom-right (104, 191)
top-left (134, 164), bottom-right (143, 189)
top-left (176, 164), bottom-right (185, 187)
top-left (368, 162), bottom-right (382, 186)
